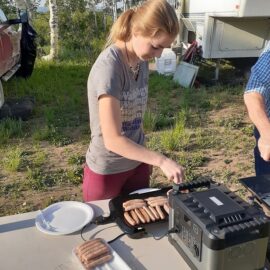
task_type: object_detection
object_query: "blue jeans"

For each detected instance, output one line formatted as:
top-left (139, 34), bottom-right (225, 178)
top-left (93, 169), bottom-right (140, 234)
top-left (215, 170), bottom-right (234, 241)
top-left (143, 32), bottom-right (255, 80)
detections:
top-left (254, 128), bottom-right (270, 176)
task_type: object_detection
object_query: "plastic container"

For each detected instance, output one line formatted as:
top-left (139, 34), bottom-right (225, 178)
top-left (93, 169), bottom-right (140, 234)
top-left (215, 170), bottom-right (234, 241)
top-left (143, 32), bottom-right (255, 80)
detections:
top-left (155, 48), bottom-right (177, 75)
top-left (73, 238), bottom-right (131, 270)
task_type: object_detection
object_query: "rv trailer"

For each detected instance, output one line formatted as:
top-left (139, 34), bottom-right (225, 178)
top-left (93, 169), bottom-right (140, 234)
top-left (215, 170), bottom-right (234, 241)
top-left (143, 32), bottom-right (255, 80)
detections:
top-left (173, 0), bottom-right (270, 79)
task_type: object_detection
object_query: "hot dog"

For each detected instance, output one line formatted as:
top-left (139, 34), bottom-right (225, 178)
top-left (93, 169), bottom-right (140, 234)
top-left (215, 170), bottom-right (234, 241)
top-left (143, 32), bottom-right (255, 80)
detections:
top-left (123, 202), bottom-right (147, 211)
top-left (139, 207), bottom-right (151, 223)
top-left (145, 196), bottom-right (167, 202)
top-left (134, 208), bottom-right (146, 223)
top-left (75, 238), bottom-right (102, 252)
top-left (155, 205), bottom-right (165, 219)
top-left (84, 254), bottom-right (113, 269)
top-left (82, 246), bottom-right (110, 262)
top-left (143, 206), bottom-right (156, 221)
top-left (124, 211), bottom-right (136, 226)
top-left (130, 209), bottom-right (140, 224)
top-left (76, 239), bottom-right (104, 256)
top-left (148, 205), bottom-right (160, 220)
top-left (148, 199), bottom-right (168, 207)
top-left (163, 202), bottom-right (170, 214)
top-left (123, 199), bottom-right (145, 208)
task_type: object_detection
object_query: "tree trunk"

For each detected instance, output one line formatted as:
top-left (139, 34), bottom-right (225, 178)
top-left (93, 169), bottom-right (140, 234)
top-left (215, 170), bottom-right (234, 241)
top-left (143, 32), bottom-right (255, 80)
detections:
top-left (123, 0), bottom-right (128, 12)
top-left (42, 0), bottom-right (59, 60)
top-left (103, 12), bottom-right (107, 31)
top-left (112, 0), bottom-right (117, 22)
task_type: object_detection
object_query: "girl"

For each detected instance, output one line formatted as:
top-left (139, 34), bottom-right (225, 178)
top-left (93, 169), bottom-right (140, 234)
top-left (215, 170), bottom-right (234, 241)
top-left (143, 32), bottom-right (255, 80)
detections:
top-left (83, 0), bottom-right (185, 201)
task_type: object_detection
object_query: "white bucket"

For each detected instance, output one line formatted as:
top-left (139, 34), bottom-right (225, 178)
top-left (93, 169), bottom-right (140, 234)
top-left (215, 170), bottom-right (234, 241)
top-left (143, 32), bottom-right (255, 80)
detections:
top-left (155, 48), bottom-right (177, 76)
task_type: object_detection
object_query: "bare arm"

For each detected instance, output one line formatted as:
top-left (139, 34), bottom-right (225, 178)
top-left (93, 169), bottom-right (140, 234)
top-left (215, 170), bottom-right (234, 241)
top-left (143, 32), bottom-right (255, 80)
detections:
top-left (244, 92), bottom-right (270, 161)
top-left (99, 95), bottom-right (184, 183)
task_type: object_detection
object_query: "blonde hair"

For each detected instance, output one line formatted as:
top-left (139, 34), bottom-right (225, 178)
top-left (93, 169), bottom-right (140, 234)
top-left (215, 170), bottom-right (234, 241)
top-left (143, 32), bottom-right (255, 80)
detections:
top-left (105, 0), bottom-right (179, 47)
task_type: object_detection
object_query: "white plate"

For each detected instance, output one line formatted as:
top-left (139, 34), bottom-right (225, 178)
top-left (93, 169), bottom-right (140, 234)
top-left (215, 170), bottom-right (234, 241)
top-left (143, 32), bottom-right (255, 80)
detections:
top-left (35, 201), bottom-right (94, 235)
top-left (129, 188), bottom-right (160, 195)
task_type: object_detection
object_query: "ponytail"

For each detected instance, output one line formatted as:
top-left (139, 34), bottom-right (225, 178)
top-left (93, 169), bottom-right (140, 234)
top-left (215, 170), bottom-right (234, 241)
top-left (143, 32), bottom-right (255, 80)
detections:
top-left (105, 9), bottom-right (135, 48)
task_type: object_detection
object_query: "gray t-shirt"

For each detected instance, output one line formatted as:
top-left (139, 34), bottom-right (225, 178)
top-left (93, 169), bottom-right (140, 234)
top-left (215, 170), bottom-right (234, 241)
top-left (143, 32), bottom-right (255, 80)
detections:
top-left (86, 45), bottom-right (149, 174)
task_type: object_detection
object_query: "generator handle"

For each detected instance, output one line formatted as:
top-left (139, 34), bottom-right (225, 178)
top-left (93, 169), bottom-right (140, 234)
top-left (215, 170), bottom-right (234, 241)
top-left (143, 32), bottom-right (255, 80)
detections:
top-left (221, 217), bottom-right (269, 237)
top-left (172, 179), bottom-right (211, 194)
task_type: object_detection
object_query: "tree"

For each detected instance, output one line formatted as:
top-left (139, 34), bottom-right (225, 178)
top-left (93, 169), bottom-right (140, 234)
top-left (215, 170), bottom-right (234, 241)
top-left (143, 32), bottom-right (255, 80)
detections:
top-left (15, 0), bottom-right (41, 21)
top-left (112, 0), bottom-right (117, 22)
top-left (0, 0), bottom-right (15, 16)
top-left (42, 0), bottom-right (59, 60)
top-left (123, 0), bottom-right (128, 12)
top-left (87, 0), bottom-right (98, 29)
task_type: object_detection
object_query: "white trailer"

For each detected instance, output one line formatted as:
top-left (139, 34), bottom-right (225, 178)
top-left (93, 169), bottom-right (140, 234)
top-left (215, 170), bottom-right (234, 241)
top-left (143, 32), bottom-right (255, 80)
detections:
top-left (175, 0), bottom-right (270, 79)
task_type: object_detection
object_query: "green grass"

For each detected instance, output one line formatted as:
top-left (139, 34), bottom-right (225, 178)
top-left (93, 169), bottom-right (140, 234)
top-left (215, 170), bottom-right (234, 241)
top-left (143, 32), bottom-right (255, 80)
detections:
top-left (143, 110), bottom-right (158, 133)
top-left (0, 55), bottom-right (255, 216)
top-left (0, 118), bottom-right (24, 144)
top-left (2, 146), bottom-right (24, 172)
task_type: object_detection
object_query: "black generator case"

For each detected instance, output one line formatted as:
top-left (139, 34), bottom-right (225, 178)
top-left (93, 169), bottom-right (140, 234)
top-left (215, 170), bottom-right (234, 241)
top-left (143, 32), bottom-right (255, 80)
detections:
top-left (168, 180), bottom-right (270, 270)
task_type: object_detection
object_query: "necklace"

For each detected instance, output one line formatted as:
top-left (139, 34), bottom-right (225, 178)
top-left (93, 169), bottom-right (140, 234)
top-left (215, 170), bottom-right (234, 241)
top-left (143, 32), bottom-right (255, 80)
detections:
top-left (125, 42), bottom-right (140, 80)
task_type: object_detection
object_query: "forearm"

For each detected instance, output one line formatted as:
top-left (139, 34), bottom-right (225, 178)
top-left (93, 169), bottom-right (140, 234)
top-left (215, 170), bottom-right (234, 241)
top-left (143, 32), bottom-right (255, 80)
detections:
top-left (104, 135), bottom-right (166, 167)
top-left (244, 92), bottom-right (270, 139)
top-left (104, 134), bottom-right (184, 183)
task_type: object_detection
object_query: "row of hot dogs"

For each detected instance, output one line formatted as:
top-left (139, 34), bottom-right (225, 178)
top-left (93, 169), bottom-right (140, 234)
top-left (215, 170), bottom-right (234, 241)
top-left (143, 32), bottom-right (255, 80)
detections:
top-left (74, 238), bottom-right (112, 270)
top-left (122, 196), bottom-right (170, 226)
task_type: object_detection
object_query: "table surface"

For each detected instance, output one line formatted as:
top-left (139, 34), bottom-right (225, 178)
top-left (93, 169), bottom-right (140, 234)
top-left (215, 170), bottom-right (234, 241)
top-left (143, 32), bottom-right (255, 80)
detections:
top-left (0, 200), bottom-right (191, 270)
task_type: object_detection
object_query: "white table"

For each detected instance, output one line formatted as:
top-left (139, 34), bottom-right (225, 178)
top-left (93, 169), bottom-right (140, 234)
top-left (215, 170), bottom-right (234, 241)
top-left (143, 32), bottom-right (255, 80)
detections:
top-left (0, 200), bottom-right (191, 270)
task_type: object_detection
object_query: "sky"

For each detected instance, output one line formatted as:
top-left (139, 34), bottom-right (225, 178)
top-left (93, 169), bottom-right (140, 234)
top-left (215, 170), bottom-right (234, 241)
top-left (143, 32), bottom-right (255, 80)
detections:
top-left (40, 0), bottom-right (46, 6)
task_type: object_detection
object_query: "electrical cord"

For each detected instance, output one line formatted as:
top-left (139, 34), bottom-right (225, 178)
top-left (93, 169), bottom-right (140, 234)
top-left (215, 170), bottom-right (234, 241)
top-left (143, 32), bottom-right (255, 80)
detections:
top-left (81, 223), bottom-right (127, 243)
top-left (80, 221), bottom-right (95, 241)
top-left (146, 227), bottom-right (179, 240)
top-left (80, 214), bottom-right (179, 243)
top-left (107, 232), bottom-right (127, 244)
top-left (80, 213), bottom-right (128, 243)
top-left (80, 215), bottom-right (114, 241)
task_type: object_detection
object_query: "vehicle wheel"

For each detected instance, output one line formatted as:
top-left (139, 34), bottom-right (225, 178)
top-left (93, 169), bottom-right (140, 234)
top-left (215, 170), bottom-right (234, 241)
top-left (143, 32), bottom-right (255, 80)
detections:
top-left (16, 22), bottom-right (37, 78)
top-left (0, 80), bottom-right (4, 109)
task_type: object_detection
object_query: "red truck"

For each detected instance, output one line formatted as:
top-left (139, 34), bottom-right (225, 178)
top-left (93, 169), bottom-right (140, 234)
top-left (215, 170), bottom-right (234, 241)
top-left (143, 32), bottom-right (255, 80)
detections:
top-left (0, 8), bottom-right (36, 111)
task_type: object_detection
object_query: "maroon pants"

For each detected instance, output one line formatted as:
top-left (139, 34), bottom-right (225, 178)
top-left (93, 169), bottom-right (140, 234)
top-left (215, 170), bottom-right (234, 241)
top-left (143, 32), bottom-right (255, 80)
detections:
top-left (82, 163), bottom-right (151, 201)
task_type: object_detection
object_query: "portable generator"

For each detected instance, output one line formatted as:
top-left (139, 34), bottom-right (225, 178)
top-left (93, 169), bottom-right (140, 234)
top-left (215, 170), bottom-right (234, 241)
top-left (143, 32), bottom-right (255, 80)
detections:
top-left (168, 180), bottom-right (270, 270)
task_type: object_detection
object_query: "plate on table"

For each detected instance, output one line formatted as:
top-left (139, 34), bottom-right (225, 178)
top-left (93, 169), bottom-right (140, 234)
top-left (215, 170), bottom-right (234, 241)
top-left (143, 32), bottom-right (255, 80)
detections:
top-left (129, 188), bottom-right (160, 195)
top-left (35, 201), bottom-right (94, 235)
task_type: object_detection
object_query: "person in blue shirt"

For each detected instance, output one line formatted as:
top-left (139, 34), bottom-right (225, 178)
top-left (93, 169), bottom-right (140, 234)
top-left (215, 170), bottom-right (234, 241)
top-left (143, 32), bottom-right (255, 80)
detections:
top-left (244, 43), bottom-right (270, 176)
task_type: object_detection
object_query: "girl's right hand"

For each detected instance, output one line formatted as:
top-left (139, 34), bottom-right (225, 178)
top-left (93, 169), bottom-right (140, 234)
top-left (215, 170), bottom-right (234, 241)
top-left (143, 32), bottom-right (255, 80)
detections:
top-left (159, 157), bottom-right (185, 184)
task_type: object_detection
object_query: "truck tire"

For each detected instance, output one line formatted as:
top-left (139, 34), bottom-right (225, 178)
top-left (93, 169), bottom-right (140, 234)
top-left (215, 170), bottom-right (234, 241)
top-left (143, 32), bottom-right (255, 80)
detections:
top-left (16, 22), bottom-right (37, 78)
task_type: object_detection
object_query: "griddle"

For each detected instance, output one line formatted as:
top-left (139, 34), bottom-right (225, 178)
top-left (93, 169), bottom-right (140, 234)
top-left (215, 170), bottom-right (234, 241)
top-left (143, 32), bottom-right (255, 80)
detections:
top-left (108, 187), bottom-right (171, 237)
top-left (239, 175), bottom-right (270, 208)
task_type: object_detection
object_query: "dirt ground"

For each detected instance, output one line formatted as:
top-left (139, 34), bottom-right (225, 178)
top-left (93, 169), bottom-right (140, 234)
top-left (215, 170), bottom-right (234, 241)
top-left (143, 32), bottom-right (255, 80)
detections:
top-left (1, 106), bottom-right (257, 217)
top-left (0, 65), bottom-right (260, 217)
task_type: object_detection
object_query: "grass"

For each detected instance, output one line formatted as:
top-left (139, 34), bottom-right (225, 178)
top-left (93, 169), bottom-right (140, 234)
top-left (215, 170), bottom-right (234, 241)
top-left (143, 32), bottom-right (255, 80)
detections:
top-left (0, 55), bottom-right (255, 216)
top-left (0, 118), bottom-right (24, 144)
top-left (2, 146), bottom-right (24, 172)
